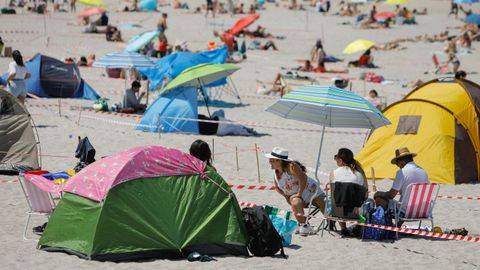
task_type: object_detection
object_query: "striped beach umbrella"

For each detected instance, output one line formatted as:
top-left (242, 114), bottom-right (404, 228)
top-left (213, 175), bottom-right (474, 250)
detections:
top-left (93, 51), bottom-right (156, 69)
top-left (265, 85), bottom-right (390, 180)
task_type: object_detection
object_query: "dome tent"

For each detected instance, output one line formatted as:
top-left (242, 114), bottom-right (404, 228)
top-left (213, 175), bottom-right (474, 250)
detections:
top-left (0, 90), bottom-right (40, 174)
top-left (357, 78), bottom-right (480, 184)
top-left (38, 146), bottom-right (248, 261)
top-left (1, 54), bottom-right (100, 100)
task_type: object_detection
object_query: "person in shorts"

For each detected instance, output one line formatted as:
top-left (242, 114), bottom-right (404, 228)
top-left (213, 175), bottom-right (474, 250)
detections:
top-left (5, 50), bottom-right (30, 105)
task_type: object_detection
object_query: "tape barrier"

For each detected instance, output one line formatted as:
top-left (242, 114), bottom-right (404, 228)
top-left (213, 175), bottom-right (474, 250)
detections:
top-left (437, 196), bottom-right (480, 201)
top-left (228, 177), bottom-right (274, 183)
top-left (0, 30), bottom-right (41, 34)
top-left (83, 109), bottom-right (143, 119)
top-left (228, 184), bottom-right (276, 191)
top-left (28, 102), bottom-right (368, 135)
top-left (237, 201), bottom-right (480, 243)
top-left (80, 114), bottom-right (162, 129)
top-left (0, 179), bottom-right (18, 183)
top-left (0, 150), bottom-right (70, 159)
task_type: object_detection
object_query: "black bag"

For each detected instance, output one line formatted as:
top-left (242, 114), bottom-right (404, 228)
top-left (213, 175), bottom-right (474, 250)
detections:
top-left (241, 206), bottom-right (286, 258)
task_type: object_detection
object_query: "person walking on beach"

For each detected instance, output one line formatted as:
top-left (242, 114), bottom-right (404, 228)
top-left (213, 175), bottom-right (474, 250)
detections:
top-left (374, 147), bottom-right (428, 210)
top-left (70, 0), bottom-right (76, 12)
top-left (449, 0), bottom-right (458, 19)
top-left (266, 147), bottom-right (325, 236)
top-left (5, 50), bottom-right (30, 105)
top-left (206, 0), bottom-right (215, 18)
top-left (157, 13), bottom-right (168, 33)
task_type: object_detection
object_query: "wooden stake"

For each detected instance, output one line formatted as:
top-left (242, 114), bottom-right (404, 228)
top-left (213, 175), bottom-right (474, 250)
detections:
top-left (58, 99), bottom-right (61, 117)
top-left (211, 138), bottom-right (215, 161)
top-left (254, 143), bottom-right (261, 183)
top-left (235, 146), bottom-right (239, 172)
top-left (371, 167), bottom-right (377, 192)
top-left (76, 109), bottom-right (82, 126)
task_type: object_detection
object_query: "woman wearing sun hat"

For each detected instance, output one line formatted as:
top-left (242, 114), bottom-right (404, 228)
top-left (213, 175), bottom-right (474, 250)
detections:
top-left (266, 147), bottom-right (325, 236)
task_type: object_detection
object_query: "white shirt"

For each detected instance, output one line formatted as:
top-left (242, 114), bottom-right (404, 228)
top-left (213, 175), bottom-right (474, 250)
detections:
top-left (333, 166), bottom-right (365, 186)
top-left (8, 62), bottom-right (29, 79)
top-left (392, 161), bottom-right (429, 202)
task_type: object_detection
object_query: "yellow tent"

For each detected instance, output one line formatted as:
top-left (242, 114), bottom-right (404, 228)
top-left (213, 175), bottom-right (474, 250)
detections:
top-left (357, 79), bottom-right (480, 184)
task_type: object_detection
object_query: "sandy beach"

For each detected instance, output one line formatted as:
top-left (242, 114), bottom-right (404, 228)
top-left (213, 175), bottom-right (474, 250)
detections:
top-left (0, 0), bottom-right (479, 269)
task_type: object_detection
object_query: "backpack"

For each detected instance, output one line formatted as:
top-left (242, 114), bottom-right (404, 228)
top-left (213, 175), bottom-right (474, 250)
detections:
top-left (363, 207), bottom-right (394, 240)
top-left (241, 206), bottom-right (286, 258)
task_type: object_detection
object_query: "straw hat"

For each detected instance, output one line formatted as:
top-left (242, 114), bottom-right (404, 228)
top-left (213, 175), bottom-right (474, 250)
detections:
top-left (391, 147), bottom-right (417, 164)
top-left (264, 147), bottom-right (292, 162)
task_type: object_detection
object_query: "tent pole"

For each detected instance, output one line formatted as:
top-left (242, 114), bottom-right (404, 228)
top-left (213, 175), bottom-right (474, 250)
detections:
top-left (198, 78), bottom-right (212, 118)
top-left (314, 122), bottom-right (327, 182)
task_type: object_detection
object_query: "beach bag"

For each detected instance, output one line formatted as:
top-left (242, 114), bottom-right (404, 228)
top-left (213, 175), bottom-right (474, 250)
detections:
top-left (265, 206), bottom-right (298, 247)
top-left (363, 207), bottom-right (393, 240)
top-left (269, 215), bottom-right (297, 247)
top-left (241, 206), bottom-right (286, 257)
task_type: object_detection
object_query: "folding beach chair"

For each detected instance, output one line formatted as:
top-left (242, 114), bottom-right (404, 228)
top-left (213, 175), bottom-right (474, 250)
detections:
top-left (320, 182), bottom-right (368, 237)
top-left (391, 183), bottom-right (440, 239)
top-left (304, 178), bottom-right (327, 234)
top-left (432, 54), bottom-right (449, 74)
top-left (18, 174), bottom-right (56, 240)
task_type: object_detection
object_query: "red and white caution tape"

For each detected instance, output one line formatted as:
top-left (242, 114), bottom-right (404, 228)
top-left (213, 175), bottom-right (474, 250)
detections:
top-left (237, 201), bottom-right (480, 243)
top-left (239, 201), bottom-right (258, 207)
top-left (437, 196), bottom-right (480, 201)
top-left (228, 184), bottom-right (276, 191)
top-left (82, 109), bottom-right (143, 119)
top-left (1, 179), bottom-right (18, 183)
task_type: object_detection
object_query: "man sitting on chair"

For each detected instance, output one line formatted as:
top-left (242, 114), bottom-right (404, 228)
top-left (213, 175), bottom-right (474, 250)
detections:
top-left (121, 80), bottom-right (146, 113)
top-left (374, 147), bottom-right (429, 210)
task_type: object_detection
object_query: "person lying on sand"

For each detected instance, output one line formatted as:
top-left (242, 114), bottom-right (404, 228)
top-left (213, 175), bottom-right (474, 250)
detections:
top-left (197, 110), bottom-right (260, 136)
top-left (248, 39), bottom-right (278, 50)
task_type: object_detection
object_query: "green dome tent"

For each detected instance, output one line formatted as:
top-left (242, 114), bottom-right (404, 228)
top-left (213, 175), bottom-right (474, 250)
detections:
top-left (37, 146), bottom-right (248, 261)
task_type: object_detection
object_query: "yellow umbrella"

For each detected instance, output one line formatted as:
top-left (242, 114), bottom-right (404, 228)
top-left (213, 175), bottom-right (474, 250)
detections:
top-left (385, 0), bottom-right (408, 5)
top-left (343, 39), bottom-right (375, 54)
top-left (79, 0), bottom-right (107, 7)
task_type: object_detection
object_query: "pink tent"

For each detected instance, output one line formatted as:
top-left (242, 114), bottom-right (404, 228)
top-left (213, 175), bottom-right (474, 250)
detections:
top-left (23, 146), bottom-right (206, 202)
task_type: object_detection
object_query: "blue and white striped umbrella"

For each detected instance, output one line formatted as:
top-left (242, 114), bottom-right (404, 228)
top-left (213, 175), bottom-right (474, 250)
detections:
top-left (266, 85), bottom-right (390, 129)
top-left (93, 51), bottom-right (157, 69)
top-left (266, 85), bottom-right (391, 180)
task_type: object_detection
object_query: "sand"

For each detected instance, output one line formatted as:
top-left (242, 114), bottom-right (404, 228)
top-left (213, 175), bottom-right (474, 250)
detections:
top-left (0, 0), bottom-right (479, 269)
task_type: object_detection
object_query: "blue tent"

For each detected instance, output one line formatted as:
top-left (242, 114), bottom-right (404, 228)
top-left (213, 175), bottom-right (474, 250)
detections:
top-left (1, 54), bottom-right (99, 100)
top-left (139, 0), bottom-right (157, 11)
top-left (139, 46), bottom-right (228, 91)
top-left (136, 86), bottom-right (199, 134)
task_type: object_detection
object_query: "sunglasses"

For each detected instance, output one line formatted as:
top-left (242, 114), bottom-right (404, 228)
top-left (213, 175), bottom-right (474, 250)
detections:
top-left (334, 155), bottom-right (338, 160)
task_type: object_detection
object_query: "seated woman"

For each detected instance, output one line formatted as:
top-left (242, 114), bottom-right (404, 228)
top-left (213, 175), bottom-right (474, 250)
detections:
top-left (266, 147), bottom-right (326, 236)
top-left (329, 148), bottom-right (367, 236)
top-left (349, 49), bottom-right (376, 68)
top-left (189, 139), bottom-right (215, 170)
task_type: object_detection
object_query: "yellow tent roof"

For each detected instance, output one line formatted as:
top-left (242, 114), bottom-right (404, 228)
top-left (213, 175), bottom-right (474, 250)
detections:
top-left (405, 81), bottom-right (480, 177)
top-left (357, 79), bottom-right (480, 184)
